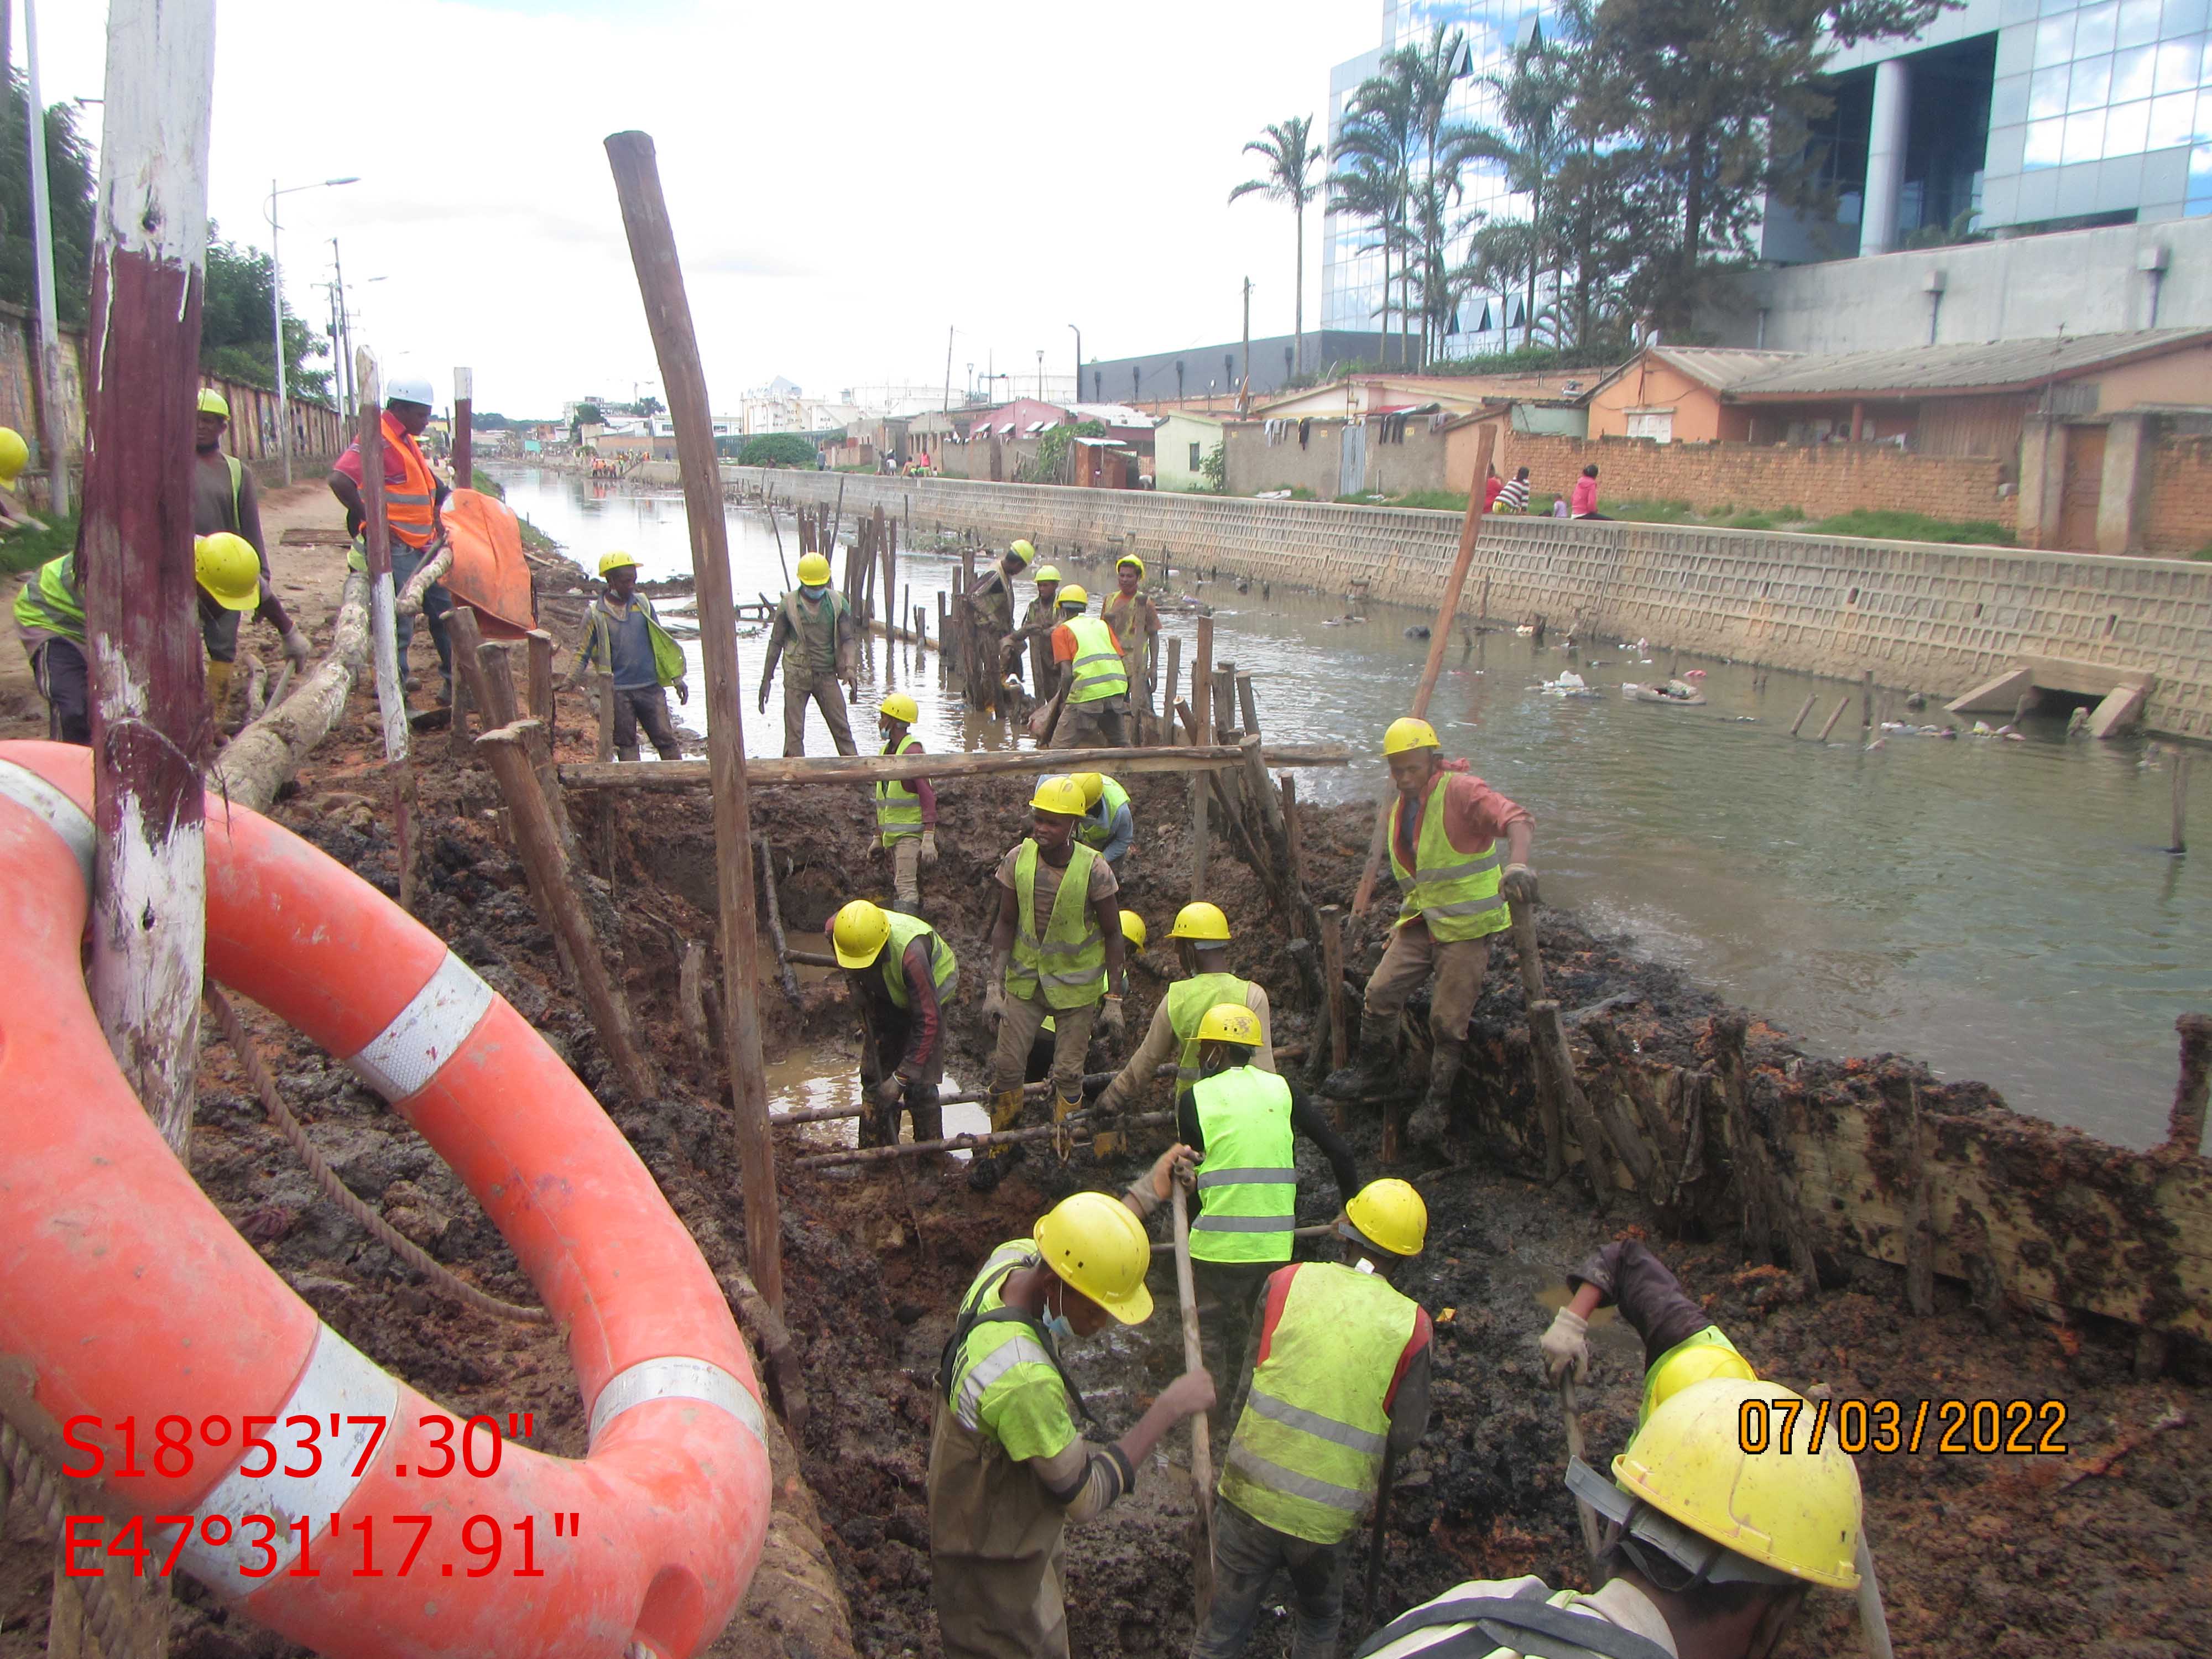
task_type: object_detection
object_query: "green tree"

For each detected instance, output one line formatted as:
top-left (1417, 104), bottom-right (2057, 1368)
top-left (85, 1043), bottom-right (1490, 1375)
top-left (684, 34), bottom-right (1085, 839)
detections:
top-left (0, 70), bottom-right (95, 325)
top-left (199, 228), bottom-right (331, 399)
top-left (574, 402), bottom-right (606, 427)
top-left (1460, 30), bottom-right (1578, 348)
top-left (739, 432), bottom-right (816, 467)
top-left (1228, 116), bottom-right (1322, 379)
top-left (1199, 441), bottom-right (1226, 493)
top-left (1329, 77), bottom-right (1415, 367)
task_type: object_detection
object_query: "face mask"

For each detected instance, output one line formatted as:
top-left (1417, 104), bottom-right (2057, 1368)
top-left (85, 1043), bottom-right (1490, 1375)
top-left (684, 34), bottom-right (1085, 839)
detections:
top-left (801, 584), bottom-right (827, 601)
top-left (1042, 1285), bottom-right (1075, 1344)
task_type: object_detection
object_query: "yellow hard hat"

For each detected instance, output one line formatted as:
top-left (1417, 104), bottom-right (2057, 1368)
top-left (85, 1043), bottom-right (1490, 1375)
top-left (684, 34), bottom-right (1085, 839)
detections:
top-left (0, 427), bottom-right (26, 487)
top-left (796, 551), bottom-right (832, 586)
top-left (1072, 771), bottom-right (1105, 808)
top-left (831, 899), bottom-right (892, 969)
top-left (1383, 716), bottom-right (1441, 756)
top-left (1033, 1192), bottom-right (1154, 1324)
top-left (598, 549), bottom-right (640, 576)
top-left (1120, 910), bottom-right (1148, 951)
top-left (1343, 1178), bottom-right (1427, 1256)
top-left (1170, 901), bottom-right (1231, 943)
top-left (194, 533), bottom-right (262, 612)
top-left (196, 388), bottom-right (231, 419)
top-left (1008, 539), bottom-right (1036, 567)
top-left (1030, 774), bottom-right (1087, 817)
top-left (1646, 1337), bottom-right (1759, 1419)
top-left (1196, 1002), bottom-right (1262, 1046)
top-left (879, 691), bottom-right (919, 726)
top-left (1034, 565), bottom-right (1062, 585)
top-left (1116, 553), bottom-right (1145, 577)
top-left (1056, 584), bottom-right (1088, 609)
top-left (1613, 1379), bottom-right (1863, 1590)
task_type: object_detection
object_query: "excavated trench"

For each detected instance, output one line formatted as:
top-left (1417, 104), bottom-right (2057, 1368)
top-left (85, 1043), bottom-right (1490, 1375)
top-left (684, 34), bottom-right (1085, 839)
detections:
top-left (3, 629), bottom-right (2209, 1659)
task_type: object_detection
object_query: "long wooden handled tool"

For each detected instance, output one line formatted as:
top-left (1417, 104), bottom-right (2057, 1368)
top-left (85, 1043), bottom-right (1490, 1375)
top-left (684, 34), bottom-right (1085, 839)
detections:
top-left (1362, 1444), bottom-right (1396, 1631)
top-left (1170, 1182), bottom-right (1216, 1625)
top-left (1559, 1379), bottom-right (1604, 1564)
top-left (1854, 1532), bottom-right (1896, 1659)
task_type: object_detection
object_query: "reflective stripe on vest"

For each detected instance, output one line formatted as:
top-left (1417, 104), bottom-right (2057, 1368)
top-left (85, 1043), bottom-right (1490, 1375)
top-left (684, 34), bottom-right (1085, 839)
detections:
top-left (1389, 774), bottom-right (1507, 942)
top-left (1217, 1261), bottom-right (1417, 1545)
top-left (948, 1242), bottom-right (1062, 1436)
top-left (1075, 775), bottom-right (1130, 851)
top-left (1063, 616), bottom-right (1129, 703)
top-left (1188, 1067), bottom-right (1296, 1265)
top-left (875, 734), bottom-right (925, 844)
top-left (1007, 839), bottom-right (1106, 1009)
top-left (12, 555), bottom-right (85, 643)
top-left (1165, 973), bottom-right (1255, 1100)
top-left (880, 911), bottom-right (957, 1011)
top-left (380, 412), bottom-right (439, 548)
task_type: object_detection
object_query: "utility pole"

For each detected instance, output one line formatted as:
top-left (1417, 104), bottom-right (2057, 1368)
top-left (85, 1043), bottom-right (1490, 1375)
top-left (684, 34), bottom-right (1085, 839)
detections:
top-left (1240, 276), bottom-right (1253, 412)
top-left (23, 0), bottom-right (69, 514)
top-left (1036, 348), bottom-right (1045, 402)
top-left (268, 175), bottom-right (358, 484)
top-left (942, 325), bottom-right (953, 413)
top-left (1068, 321), bottom-right (1082, 404)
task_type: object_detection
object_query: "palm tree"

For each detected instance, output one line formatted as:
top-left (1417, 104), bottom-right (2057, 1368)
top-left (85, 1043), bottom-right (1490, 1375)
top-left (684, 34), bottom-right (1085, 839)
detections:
top-left (1331, 79), bottom-right (1415, 367)
top-left (1229, 117), bottom-right (1321, 379)
top-left (1355, 23), bottom-right (1479, 366)
top-left (1462, 30), bottom-right (1578, 348)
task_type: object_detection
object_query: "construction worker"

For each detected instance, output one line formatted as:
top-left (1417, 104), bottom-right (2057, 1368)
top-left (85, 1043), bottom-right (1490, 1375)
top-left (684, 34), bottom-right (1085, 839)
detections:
top-left (1017, 564), bottom-right (1062, 700)
top-left (1537, 1239), bottom-right (1757, 1423)
top-left (758, 549), bottom-right (859, 756)
top-left (1040, 585), bottom-right (1130, 750)
top-left (329, 375), bottom-right (453, 702)
top-left (1176, 1003), bottom-right (1360, 1427)
top-left (1022, 910), bottom-right (1149, 1115)
top-left (1089, 900), bottom-right (1273, 1126)
top-left (1070, 770), bottom-right (1133, 871)
top-left (1324, 717), bottom-right (1535, 1151)
top-left (1100, 554), bottom-right (1160, 738)
top-left (1193, 1177), bottom-right (1432, 1659)
top-left (966, 538), bottom-right (1034, 716)
top-left (975, 775), bottom-right (1126, 1191)
top-left (873, 691), bottom-right (940, 913)
top-left (194, 390), bottom-right (310, 724)
top-left (930, 1184), bottom-right (1216, 1659)
top-left (194, 535), bottom-right (265, 718)
top-left (566, 550), bottom-right (689, 761)
top-left (1357, 1378), bottom-right (1863, 1659)
top-left (828, 899), bottom-right (958, 1149)
top-left (0, 427), bottom-right (28, 519)
top-left (13, 541), bottom-right (87, 743)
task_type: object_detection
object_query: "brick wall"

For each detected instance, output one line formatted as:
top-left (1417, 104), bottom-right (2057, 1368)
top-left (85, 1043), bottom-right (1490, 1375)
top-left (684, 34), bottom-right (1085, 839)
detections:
top-left (729, 467), bottom-right (2212, 738)
top-left (2143, 432), bottom-right (2212, 556)
top-left (1487, 431), bottom-right (2019, 531)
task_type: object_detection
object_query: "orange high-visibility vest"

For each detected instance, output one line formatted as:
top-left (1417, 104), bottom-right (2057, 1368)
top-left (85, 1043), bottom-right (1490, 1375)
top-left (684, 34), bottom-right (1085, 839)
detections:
top-left (382, 411), bottom-right (439, 548)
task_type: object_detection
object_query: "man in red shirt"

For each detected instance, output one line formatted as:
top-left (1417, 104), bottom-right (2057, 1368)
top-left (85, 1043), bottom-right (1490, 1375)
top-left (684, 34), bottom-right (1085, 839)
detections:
top-left (1327, 716), bottom-right (1536, 1149)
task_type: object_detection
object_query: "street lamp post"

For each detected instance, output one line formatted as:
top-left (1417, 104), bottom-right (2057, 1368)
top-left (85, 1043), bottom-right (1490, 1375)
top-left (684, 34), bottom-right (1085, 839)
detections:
top-left (267, 175), bottom-right (358, 483)
top-left (1068, 322), bottom-right (1082, 405)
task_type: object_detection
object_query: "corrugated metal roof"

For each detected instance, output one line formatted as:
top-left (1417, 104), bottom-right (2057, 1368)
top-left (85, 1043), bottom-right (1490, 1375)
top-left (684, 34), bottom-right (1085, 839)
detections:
top-left (1649, 347), bottom-right (1803, 389)
top-left (1725, 329), bottom-right (2212, 398)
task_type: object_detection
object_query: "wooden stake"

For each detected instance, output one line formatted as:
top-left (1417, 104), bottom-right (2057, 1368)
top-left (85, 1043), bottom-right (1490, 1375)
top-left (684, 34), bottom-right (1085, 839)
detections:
top-left (1236, 671), bottom-right (1259, 738)
top-left (452, 367), bottom-right (473, 491)
top-left (1192, 615), bottom-right (1214, 740)
top-left (1162, 634), bottom-right (1182, 729)
top-left (528, 628), bottom-right (556, 728)
top-left (757, 834), bottom-right (802, 1008)
top-left (1817, 697), bottom-right (1850, 743)
top-left (2169, 752), bottom-right (2190, 855)
top-left (1788, 692), bottom-right (1818, 737)
top-left (1902, 1079), bottom-right (1935, 1317)
top-left (2167, 1013), bottom-right (2210, 1156)
top-left (1319, 904), bottom-right (1349, 1119)
top-left (1507, 902), bottom-right (1572, 1189)
top-left (596, 669), bottom-right (616, 761)
top-left (354, 352), bottom-right (410, 765)
top-left (793, 1109), bottom-right (1172, 1169)
top-left (607, 128), bottom-right (783, 1310)
top-left (1171, 1182), bottom-right (1217, 1624)
top-left (1861, 668), bottom-right (1875, 729)
top-left (208, 572), bottom-right (371, 811)
top-left (479, 719), bottom-right (654, 1101)
top-left (560, 741), bottom-right (1350, 791)
top-left (1353, 452), bottom-right (1489, 913)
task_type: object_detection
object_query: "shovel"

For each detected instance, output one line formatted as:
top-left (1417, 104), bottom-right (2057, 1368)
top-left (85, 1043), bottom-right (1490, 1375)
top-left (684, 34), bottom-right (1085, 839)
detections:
top-left (1170, 1182), bottom-right (1215, 1625)
top-left (1559, 1378), bottom-right (1605, 1564)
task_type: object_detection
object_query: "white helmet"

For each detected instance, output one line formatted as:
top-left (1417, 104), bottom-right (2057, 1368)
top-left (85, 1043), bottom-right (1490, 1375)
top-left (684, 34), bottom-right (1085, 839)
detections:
top-left (385, 375), bottom-right (436, 408)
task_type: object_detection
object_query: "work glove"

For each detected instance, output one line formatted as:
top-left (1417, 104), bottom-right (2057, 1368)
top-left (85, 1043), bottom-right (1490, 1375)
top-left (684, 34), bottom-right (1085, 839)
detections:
top-left (1502, 863), bottom-right (1540, 906)
top-left (920, 829), bottom-right (940, 866)
top-left (757, 684), bottom-right (771, 715)
top-left (1540, 1305), bottom-right (1592, 1386)
top-left (674, 680), bottom-right (690, 706)
top-left (1098, 997), bottom-right (1125, 1039)
top-left (873, 1074), bottom-right (906, 1110)
top-left (981, 983), bottom-right (1006, 1024)
top-left (280, 627), bottom-right (312, 669)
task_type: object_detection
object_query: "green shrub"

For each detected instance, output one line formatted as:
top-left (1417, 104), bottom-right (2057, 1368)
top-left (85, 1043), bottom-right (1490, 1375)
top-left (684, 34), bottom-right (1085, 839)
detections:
top-left (471, 467), bottom-right (505, 499)
top-left (739, 433), bottom-right (818, 468)
top-left (1804, 507), bottom-right (2015, 546)
top-left (0, 511), bottom-right (79, 577)
top-left (1199, 441), bottom-right (1227, 492)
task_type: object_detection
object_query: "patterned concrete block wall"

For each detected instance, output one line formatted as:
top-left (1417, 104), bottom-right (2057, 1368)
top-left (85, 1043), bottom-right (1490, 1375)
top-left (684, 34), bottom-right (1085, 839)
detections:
top-left (729, 468), bottom-right (2212, 737)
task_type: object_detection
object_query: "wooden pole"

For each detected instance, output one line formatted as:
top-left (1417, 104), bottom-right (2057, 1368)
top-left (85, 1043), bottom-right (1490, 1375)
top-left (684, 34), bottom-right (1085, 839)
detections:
top-left (560, 741), bottom-right (1351, 791)
top-left (793, 1109), bottom-right (1172, 1170)
top-left (1190, 618), bottom-right (1213, 896)
top-left (478, 721), bottom-right (654, 1102)
top-left (354, 353), bottom-right (410, 764)
top-left (1788, 692), bottom-right (1818, 737)
top-left (1318, 904), bottom-right (1349, 1117)
top-left (81, 0), bottom-right (217, 1161)
top-left (452, 366), bottom-right (473, 489)
top-left (1817, 696), bottom-right (1850, 743)
top-left (1353, 462), bottom-right (1490, 914)
top-left (22, 0), bottom-right (70, 517)
top-left (596, 669), bottom-right (617, 760)
top-left (607, 128), bottom-right (784, 1310)
top-left (1507, 901), bottom-right (1571, 1188)
top-left (757, 835), bottom-right (802, 1008)
top-left (2168, 753), bottom-right (2190, 855)
top-left (1162, 634), bottom-right (1181, 733)
top-left (2165, 1013), bottom-right (2210, 1156)
top-left (1559, 1380), bottom-right (1605, 1563)
top-left (1860, 669), bottom-right (1875, 729)
top-left (527, 628), bottom-right (556, 727)
top-left (1171, 1182), bottom-right (1217, 1624)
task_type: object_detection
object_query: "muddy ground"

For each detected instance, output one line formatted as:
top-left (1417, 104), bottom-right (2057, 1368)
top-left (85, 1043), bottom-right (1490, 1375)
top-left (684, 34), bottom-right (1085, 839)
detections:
top-left (3, 531), bottom-right (2208, 1659)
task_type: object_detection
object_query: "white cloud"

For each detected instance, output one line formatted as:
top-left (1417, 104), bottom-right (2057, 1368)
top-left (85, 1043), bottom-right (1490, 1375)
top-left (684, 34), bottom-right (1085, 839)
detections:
top-left (35, 2), bottom-right (1372, 415)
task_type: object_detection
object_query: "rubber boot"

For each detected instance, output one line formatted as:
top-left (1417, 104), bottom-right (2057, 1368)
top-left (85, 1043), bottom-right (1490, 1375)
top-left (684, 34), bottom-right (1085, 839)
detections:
top-left (1324, 1027), bottom-right (1399, 1100)
top-left (968, 1087), bottom-right (1027, 1192)
top-left (206, 660), bottom-right (234, 729)
top-left (1407, 1040), bottom-right (1465, 1150)
top-left (1051, 1094), bottom-right (1079, 1163)
top-left (617, 745), bottom-right (642, 763)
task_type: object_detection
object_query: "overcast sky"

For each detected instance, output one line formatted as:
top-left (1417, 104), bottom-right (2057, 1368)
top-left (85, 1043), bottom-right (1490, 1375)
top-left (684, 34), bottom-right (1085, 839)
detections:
top-left (35, 2), bottom-right (1376, 416)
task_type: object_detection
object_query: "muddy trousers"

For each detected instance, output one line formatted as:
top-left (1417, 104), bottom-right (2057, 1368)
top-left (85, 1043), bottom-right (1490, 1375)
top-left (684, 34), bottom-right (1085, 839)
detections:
top-left (1359, 921), bottom-right (1495, 1047)
top-left (858, 1005), bottom-right (947, 1147)
top-left (992, 989), bottom-right (1098, 1108)
top-left (1193, 1257), bottom-right (1279, 1440)
top-left (1048, 699), bottom-right (1129, 750)
top-left (389, 546), bottom-right (452, 686)
top-left (28, 639), bottom-right (89, 745)
top-left (1189, 1498), bottom-right (1349, 1659)
top-left (612, 685), bottom-right (680, 760)
top-left (885, 833), bottom-right (923, 912)
top-left (782, 670), bottom-right (857, 756)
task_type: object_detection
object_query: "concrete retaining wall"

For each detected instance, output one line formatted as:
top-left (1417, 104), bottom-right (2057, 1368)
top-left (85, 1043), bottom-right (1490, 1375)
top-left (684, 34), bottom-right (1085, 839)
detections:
top-left (729, 467), bottom-right (2212, 738)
